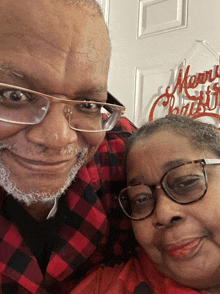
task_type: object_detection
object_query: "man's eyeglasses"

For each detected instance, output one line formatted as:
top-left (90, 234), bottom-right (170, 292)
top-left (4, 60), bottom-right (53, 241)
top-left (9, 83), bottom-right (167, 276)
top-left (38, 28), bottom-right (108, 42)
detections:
top-left (118, 159), bottom-right (220, 221)
top-left (0, 83), bottom-right (125, 132)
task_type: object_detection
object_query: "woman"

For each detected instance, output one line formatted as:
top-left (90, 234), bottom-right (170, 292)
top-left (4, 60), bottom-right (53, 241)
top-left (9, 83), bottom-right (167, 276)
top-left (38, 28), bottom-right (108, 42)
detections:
top-left (71, 115), bottom-right (220, 294)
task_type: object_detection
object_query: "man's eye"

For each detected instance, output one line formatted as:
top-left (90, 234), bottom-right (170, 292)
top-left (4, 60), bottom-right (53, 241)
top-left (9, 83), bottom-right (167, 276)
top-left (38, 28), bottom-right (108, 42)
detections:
top-left (0, 90), bottom-right (34, 102)
top-left (83, 102), bottom-right (99, 109)
top-left (76, 101), bottom-right (102, 114)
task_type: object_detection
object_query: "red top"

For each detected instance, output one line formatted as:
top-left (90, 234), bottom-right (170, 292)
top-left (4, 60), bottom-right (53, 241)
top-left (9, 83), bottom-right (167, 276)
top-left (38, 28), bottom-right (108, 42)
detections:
top-left (71, 247), bottom-right (210, 294)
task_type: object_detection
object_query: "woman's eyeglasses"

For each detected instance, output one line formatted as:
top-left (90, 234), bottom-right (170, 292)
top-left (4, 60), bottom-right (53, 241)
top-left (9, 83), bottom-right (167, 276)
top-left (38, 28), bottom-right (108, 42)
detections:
top-left (118, 159), bottom-right (220, 221)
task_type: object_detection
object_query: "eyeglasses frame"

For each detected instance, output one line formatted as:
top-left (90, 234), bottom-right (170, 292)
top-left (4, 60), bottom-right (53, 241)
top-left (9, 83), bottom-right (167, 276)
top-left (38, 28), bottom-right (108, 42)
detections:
top-left (0, 82), bottom-right (126, 132)
top-left (118, 158), bottom-right (220, 221)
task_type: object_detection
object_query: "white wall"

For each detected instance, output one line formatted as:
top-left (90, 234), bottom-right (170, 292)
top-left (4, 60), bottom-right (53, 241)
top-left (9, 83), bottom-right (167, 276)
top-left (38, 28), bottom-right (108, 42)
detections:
top-left (97, 0), bottom-right (220, 127)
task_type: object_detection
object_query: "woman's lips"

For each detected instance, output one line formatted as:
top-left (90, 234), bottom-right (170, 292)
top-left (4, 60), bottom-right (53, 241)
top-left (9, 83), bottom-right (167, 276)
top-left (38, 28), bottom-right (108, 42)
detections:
top-left (165, 238), bottom-right (203, 258)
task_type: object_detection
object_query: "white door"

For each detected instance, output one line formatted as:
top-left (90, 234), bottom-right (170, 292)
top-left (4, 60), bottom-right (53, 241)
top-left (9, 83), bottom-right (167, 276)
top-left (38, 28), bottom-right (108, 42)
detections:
top-left (97, 0), bottom-right (220, 127)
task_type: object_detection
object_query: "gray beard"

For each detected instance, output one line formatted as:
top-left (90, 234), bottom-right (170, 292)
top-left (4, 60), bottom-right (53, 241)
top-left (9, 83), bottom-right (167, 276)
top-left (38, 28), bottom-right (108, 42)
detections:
top-left (0, 145), bottom-right (89, 206)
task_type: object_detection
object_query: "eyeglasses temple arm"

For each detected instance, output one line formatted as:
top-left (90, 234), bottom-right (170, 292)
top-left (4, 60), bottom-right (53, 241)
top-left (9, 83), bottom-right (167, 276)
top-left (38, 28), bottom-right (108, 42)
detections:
top-left (107, 92), bottom-right (125, 107)
top-left (204, 159), bottom-right (220, 165)
top-left (105, 92), bottom-right (125, 116)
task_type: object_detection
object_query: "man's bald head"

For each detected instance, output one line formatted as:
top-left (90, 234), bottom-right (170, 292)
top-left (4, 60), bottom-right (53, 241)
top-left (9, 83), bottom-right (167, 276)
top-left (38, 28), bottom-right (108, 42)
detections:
top-left (55, 0), bottom-right (103, 17)
top-left (0, 0), bottom-right (110, 76)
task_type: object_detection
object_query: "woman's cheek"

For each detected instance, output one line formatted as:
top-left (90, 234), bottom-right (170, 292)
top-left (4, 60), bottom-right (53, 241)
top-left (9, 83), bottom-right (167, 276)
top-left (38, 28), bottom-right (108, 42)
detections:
top-left (132, 221), bottom-right (154, 249)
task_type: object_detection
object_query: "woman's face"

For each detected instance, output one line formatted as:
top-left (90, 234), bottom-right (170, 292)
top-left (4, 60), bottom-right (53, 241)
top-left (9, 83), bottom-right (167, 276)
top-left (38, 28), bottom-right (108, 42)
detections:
top-left (128, 130), bottom-right (220, 290)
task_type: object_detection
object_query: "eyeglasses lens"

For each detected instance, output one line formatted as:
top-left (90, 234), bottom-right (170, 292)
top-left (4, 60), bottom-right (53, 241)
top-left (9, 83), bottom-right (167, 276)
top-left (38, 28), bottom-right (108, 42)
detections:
top-left (68, 103), bottom-right (121, 132)
top-left (119, 163), bottom-right (206, 220)
top-left (163, 163), bottom-right (206, 203)
top-left (0, 86), bottom-right (49, 124)
top-left (0, 85), bottom-right (121, 131)
top-left (119, 185), bottom-right (155, 220)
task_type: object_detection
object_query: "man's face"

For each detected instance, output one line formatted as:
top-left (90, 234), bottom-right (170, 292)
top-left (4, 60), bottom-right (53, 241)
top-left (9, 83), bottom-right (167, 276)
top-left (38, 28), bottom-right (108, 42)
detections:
top-left (0, 0), bottom-right (110, 203)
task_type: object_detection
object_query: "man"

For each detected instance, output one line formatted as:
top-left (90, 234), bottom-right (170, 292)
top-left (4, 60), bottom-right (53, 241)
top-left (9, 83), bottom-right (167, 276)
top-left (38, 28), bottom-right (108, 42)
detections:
top-left (0, 0), bottom-right (136, 293)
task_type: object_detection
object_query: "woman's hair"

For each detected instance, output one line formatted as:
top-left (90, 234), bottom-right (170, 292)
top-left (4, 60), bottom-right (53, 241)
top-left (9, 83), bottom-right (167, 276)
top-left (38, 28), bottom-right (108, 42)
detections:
top-left (125, 115), bottom-right (220, 159)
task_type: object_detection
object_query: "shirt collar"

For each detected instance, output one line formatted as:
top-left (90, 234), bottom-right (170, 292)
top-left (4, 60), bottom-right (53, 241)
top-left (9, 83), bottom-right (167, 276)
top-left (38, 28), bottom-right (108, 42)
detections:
top-left (46, 197), bottom-right (59, 219)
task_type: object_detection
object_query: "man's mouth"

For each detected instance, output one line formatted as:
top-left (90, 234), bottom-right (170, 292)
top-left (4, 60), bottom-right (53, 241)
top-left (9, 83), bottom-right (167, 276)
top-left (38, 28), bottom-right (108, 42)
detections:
top-left (20, 157), bottom-right (69, 166)
top-left (165, 238), bottom-right (203, 259)
top-left (3, 150), bottom-right (77, 173)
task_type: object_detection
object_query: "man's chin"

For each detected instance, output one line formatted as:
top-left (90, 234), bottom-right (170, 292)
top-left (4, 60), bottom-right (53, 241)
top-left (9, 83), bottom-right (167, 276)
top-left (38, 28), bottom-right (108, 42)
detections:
top-left (0, 146), bottom-right (89, 205)
top-left (11, 188), bottom-right (64, 206)
top-left (5, 168), bottom-right (78, 206)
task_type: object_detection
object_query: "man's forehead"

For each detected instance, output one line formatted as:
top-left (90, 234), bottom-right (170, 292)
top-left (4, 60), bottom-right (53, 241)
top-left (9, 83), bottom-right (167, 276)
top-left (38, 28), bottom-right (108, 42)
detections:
top-left (0, 0), bottom-right (110, 93)
top-left (0, 0), bottom-right (109, 48)
top-left (0, 62), bottom-right (23, 78)
top-left (0, 61), bottom-right (108, 98)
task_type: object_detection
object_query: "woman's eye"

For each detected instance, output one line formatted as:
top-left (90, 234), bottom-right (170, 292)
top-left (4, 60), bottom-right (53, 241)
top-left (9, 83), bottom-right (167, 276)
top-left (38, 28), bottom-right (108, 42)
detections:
top-left (130, 193), bottom-right (154, 214)
top-left (170, 176), bottom-right (202, 193)
top-left (1, 90), bottom-right (33, 102)
top-left (131, 193), bottom-right (153, 206)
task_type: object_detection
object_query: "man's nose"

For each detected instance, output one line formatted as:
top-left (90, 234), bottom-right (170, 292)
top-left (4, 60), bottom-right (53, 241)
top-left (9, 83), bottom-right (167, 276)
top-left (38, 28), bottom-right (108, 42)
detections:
top-left (26, 103), bottom-right (77, 149)
top-left (152, 187), bottom-right (186, 230)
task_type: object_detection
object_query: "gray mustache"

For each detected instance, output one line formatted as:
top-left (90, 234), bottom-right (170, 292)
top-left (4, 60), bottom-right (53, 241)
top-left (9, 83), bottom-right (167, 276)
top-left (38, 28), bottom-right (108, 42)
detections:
top-left (0, 141), bottom-right (87, 156)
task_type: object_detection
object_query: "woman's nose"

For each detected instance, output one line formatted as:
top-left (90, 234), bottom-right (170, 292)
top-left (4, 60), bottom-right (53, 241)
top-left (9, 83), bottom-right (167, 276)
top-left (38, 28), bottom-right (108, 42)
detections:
top-left (26, 103), bottom-right (77, 149)
top-left (152, 187), bottom-right (186, 230)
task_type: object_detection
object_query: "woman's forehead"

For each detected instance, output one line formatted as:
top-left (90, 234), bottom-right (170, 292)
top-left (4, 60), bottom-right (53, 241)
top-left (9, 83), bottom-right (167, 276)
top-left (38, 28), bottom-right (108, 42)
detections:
top-left (129, 130), bottom-right (193, 154)
top-left (126, 131), bottom-right (212, 174)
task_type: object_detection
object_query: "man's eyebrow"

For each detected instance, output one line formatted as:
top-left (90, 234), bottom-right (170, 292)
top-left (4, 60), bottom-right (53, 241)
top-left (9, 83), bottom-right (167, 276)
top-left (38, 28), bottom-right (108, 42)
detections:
top-left (0, 62), bottom-right (107, 96)
top-left (0, 62), bottom-right (24, 79)
top-left (71, 86), bottom-right (108, 101)
top-left (74, 86), bottom-right (107, 95)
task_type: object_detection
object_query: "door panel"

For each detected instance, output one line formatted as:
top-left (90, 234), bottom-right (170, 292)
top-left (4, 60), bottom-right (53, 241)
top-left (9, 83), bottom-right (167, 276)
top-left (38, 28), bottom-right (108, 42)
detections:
top-left (97, 0), bottom-right (220, 126)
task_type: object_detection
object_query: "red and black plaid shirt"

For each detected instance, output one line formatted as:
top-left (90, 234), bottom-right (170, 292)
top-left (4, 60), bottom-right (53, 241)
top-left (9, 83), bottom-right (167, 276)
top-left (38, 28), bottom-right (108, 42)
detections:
top-left (0, 117), bottom-right (137, 294)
